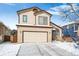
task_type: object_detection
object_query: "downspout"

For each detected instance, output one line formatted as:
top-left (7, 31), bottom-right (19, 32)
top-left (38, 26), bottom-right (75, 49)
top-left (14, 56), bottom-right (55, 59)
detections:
top-left (35, 15), bottom-right (36, 25)
top-left (17, 12), bottom-right (20, 25)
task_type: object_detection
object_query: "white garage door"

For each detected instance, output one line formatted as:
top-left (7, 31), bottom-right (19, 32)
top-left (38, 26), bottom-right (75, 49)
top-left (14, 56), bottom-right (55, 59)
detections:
top-left (23, 32), bottom-right (47, 43)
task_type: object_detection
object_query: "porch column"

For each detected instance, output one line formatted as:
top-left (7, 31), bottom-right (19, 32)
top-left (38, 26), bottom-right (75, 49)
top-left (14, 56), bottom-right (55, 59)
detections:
top-left (77, 26), bottom-right (79, 36)
top-left (59, 29), bottom-right (63, 41)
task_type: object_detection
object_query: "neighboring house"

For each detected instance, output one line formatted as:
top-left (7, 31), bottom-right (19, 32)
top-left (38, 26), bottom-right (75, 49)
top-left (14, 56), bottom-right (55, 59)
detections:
top-left (62, 21), bottom-right (79, 42)
top-left (62, 21), bottom-right (79, 37)
top-left (16, 7), bottom-right (53, 43)
top-left (50, 22), bottom-right (63, 41)
top-left (0, 22), bottom-right (11, 42)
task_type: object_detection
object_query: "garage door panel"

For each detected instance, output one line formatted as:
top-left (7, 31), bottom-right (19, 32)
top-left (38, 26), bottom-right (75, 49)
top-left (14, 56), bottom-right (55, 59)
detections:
top-left (23, 32), bottom-right (47, 43)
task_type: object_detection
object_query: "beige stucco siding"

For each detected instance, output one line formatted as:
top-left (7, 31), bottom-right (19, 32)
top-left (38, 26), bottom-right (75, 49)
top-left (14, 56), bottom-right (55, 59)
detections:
top-left (17, 26), bottom-right (52, 43)
top-left (18, 11), bottom-right (51, 26)
top-left (51, 24), bottom-right (63, 41)
top-left (19, 11), bottom-right (35, 25)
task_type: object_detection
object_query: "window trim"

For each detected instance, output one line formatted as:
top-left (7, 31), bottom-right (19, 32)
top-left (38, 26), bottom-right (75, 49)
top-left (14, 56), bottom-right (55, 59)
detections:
top-left (74, 23), bottom-right (79, 32)
top-left (38, 16), bottom-right (48, 25)
top-left (23, 15), bottom-right (27, 23)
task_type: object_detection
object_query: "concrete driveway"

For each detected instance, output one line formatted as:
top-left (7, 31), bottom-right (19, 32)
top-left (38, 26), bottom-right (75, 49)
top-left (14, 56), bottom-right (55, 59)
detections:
top-left (17, 43), bottom-right (75, 56)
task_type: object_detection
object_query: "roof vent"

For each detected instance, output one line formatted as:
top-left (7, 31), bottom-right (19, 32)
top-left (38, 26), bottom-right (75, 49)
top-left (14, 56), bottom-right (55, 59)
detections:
top-left (33, 8), bottom-right (38, 13)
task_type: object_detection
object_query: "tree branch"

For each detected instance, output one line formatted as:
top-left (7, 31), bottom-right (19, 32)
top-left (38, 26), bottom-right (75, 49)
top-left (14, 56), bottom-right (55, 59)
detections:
top-left (68, 3), bottom-right (79, 17)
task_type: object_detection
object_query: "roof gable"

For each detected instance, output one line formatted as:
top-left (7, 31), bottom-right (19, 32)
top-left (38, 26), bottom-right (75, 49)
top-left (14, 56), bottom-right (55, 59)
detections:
top-left (50, 22), bottom-right (62, 29)
top-left (34, 10), bottom-right (52, 16)
top-left (17, 7), bottom-right (52, 16)
top-left (17, 7), bottom-right (42, 14)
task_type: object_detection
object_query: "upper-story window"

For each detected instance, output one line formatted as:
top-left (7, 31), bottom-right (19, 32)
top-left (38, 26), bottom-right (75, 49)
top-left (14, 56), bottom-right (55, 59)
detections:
top-left (23, 15), bottom-right (27, 23)
top-left (69, 24), bottom-right (74, 29)
top-left (38, 16), bottom-right (48, 25)
top-left (74, 23), bottom-right (79, 31)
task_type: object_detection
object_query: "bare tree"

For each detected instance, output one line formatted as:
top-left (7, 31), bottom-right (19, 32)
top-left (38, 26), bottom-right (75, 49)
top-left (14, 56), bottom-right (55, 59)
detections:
top-left (67, 3), bottom-right (79, 18)
top-left (55, 3), bottom-right (79, 21)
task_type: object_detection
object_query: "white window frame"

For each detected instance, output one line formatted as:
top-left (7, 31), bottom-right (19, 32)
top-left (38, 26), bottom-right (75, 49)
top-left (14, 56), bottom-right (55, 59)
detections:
top-left (38, 16), bottom-right (48, 25)
top-left (23, 15), bottom-right (27, 23)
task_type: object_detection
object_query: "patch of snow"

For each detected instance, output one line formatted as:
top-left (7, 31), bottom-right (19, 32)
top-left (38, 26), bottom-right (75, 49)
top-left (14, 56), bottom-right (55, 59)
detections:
top-left (0, 42), bottom-right (21, 56)
top-left (52, 41), bottom-right (79, 56)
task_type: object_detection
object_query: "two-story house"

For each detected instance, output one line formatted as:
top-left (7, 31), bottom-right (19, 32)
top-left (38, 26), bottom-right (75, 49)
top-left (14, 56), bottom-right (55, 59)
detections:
top-left (16, 7), bottom-right (53, 43)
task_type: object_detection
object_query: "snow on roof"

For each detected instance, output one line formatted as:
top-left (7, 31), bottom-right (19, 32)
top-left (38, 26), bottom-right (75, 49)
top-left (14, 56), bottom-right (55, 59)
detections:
top-left (62, 21), bottom-right (75, 26)
top-left (62, 20), bottom-right (79, 26)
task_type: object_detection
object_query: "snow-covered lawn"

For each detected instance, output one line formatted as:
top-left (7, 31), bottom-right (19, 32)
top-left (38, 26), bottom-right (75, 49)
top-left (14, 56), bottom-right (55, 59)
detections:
top-left (0, 42), bottom-right (21, 56)
top-left (52, 41), bottom-right (79, 56)
top-left (0, 41), bottom-right (79, 56)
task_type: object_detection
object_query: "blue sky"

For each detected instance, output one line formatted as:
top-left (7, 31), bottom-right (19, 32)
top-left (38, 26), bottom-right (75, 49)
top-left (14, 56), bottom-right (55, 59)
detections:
top-left (0, 3), bottom-right (78, 29)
